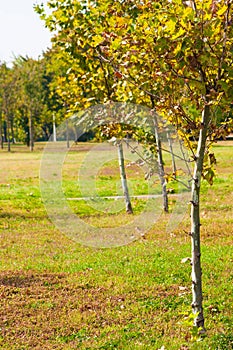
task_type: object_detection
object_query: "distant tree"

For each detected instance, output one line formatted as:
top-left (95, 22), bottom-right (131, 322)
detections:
top-left (0, 63), bottom-right (18, 151)
top-left (13, 57), bottom-right (47, 150)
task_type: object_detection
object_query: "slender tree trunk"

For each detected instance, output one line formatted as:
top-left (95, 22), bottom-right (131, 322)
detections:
top-left (29, 112), bottom-right (34, 151)
top-left (3, 120), bottom-right (7, 142)
top-left (154, 115), bottom-right (169, 212)
top-left (53, 113), bottom-right (57, 142)
top-left (190, 103), bottom-right (210, 331)
top-left (11, 117), bottom-right (15, 144)
top-left (117, 142), bottom-right (133, 214)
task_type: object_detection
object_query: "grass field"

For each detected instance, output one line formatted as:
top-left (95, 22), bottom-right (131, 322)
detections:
top-left (0, 141), bottom-right (232, 349)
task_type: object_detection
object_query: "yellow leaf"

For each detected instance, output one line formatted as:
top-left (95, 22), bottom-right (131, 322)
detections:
top-left (166, 19), bottom-right (176, 34)
top-left (116, 16), bottom-right (128, 27)
top-left (92, 35), bottom-right (103, 47)
top-left (183, 6), bottom-right (194, 19)
top-left (174, 42), bottom-right (182, 56)
top-left (217, 5), bottom-right (228, 16)
top-left (172, 28), bottom-right (186, 40)
top-left (111, 37), bottom-right (122, 50)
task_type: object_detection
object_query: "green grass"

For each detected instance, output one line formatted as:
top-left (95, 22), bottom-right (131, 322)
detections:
top-left (0, 141), bottom-right (232, 349)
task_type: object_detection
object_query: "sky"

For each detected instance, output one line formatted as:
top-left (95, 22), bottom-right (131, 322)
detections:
top-left (0, 0), bottom-right (52, 65)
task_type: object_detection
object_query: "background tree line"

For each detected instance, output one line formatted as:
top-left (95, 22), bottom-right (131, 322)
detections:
top-left (0, 52), bottom-right (67, 151)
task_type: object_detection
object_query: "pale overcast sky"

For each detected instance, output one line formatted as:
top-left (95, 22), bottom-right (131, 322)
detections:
top-left (0, 0), bottom-right (52, 65)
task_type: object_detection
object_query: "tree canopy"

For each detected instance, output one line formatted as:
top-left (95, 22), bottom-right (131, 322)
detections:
top-left (36, 0), bottom-right (233, 129)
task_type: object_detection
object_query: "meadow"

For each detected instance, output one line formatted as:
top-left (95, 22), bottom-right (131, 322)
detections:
top-left (0, 141), bottom-right (232, 349)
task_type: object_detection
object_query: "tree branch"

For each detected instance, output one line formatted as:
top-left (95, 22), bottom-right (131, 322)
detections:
top-left (160, 146), bottom-right (194, 163)
top-left (168, 64), bottom-right (202, 84)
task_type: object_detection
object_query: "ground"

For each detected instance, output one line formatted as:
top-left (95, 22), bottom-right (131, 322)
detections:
top-left (0, 141), bottom-right (232, 349)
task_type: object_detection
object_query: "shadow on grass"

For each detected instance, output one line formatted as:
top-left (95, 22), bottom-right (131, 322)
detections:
top-left (0, 271), bottom-right (66, 288)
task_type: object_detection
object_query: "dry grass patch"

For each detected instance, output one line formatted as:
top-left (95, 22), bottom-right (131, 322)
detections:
top-left (0, 270), bottom-right (185, 349)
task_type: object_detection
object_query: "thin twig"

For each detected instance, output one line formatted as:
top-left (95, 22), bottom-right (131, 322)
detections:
top-left (160, 146), bottom-right (194, 163)
top-left (167, 174), bottom-right (192, 190)
top-left (122, 139), bottom-right (155, 168)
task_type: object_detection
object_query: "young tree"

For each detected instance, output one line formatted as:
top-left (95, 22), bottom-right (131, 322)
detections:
top-left (37, 0), bottom-right (233, 330)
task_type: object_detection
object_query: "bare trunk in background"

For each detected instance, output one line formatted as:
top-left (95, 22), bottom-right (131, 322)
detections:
top-left (154, 114), bottom-right (168, 212)
top-left (117, 142), bottom-right (133, 214)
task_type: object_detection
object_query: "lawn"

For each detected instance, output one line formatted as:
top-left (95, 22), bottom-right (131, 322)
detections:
top-left (0, 141), bottom-right (232, 349)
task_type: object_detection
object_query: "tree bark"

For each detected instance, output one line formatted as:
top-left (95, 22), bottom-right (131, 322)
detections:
top-left (117, 142), bottom-right (133, 214)
top-left (10, 117), bottom-right (15, 144)
top-left (53, 113), bottom-right (57, 142)
top-left (154, 114), bottom-right (169, 212)
top-left (190, 103), bottom-right (210, 331)
top-left (3, 120), bottom-right (7, 142)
